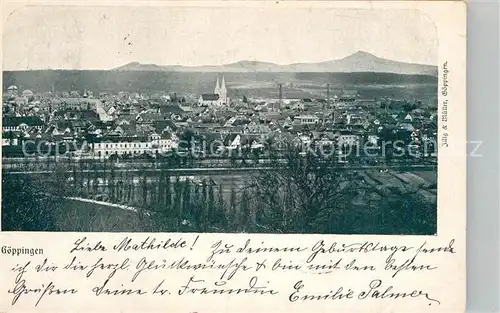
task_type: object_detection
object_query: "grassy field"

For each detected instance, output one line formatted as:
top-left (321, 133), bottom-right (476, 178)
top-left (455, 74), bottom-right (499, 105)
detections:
top-left (55, 198), bottom-right (150, 232)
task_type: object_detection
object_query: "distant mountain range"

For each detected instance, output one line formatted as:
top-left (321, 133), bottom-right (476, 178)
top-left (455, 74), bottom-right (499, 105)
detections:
top-left (114, 51), bottom-right (438, 76)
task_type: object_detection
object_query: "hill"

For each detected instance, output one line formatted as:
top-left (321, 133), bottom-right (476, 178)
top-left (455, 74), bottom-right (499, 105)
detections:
top-left (114, 51), bottom-right (438, 76)
top-left (3, 71), bottom-right (437, 100)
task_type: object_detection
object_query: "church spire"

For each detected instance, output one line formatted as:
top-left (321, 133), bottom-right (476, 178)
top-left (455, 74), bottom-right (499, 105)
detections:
top-left (220, 75), bottom-right (227, 104)
top-left (221, 75), bottom-right (226, 92)
top-left (214, 77), bottom-right (220, 94)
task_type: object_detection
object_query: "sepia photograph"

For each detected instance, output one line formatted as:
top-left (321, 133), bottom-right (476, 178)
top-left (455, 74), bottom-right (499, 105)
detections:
top-left (2, 5), bottom-right (438, 235)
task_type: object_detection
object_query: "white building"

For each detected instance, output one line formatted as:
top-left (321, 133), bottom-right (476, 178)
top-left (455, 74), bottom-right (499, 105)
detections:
top-left (291, 102), bottom-right (305, 111)
top-left (298, 134), bottom-right (311, 145)
top-left (2, 134), bottom-right (19, 146)
top-left (2, 116), bottom-right (44, 132)
top-left (367, 135), bottom-right (379, 145)
top-left (92, 133), bottom-right (178, 158)
top-left (6, 85), bottom-right (18, 98)
top-left (294, 115), bottom-right (319, 125)
top-left (198, 94), bottom-right (221, 107)
top-left (337, 131), bottom-right (360, 147)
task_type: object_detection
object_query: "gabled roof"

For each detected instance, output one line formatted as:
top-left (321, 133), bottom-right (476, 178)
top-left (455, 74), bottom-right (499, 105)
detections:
top-left (201, 94), bottom-right (220, 101)
top-left (3, 116), bottom-right (44, 127)
top-left (57, 121), bottom-right (73, 130)
top-left (61, 98), bottom-right (88, 105)
top-left (245, 124), bottom-right (271, 133)
top-left (136, 111), bottom-right (162, 123)
top-left (240, 134), bottom-right (263, 145)
top-left (71, 120), bottom-right (88, 128)
top-left (290, 124), bottom-right (309, 133)
top-left (214, 126), bottom-right (244, 133)
top-left (398, 123), bottom-right (415, 131)
top-left (259, 112), bottom-right (285, 120)
top-left (223, 133), bottom-right (240, 146)
top-left (160, 132), bottom-right (173, 140)
top-left (339, 130), bottom-right (356, 136)
top-left (153, 120), bottom-right (178, 133)
top-left (116, 114), bottom-right (137, 125)
top-left (159, 105), bottom-right (184, 115)
top-left (79, 110), bottom-right (101, 122)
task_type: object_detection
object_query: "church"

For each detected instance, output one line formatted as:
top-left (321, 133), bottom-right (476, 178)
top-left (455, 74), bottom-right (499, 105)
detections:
top-left (198, 76), bottom-right (228, 106)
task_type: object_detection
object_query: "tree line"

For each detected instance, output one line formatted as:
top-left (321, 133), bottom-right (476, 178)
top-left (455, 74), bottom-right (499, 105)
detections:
top-left (2, 145), bottom-right (437, 234)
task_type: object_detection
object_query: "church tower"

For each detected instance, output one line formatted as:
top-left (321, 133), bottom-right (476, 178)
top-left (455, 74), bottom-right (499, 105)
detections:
top-left (214, 77), bottom-right (221, 95)
top-left (220, 75), bottom-right (227, 104)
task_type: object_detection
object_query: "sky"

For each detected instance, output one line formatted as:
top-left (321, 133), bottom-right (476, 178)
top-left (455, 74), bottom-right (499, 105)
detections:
top-left (2, 6), bottom-right (438, 70)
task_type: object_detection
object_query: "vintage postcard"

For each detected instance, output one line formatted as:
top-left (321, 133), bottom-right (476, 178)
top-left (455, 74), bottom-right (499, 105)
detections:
top-left (0, 1), bottom-right (466, 312)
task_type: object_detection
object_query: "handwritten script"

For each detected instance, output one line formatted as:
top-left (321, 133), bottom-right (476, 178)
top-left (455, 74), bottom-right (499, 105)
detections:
top-left (3, 235), bottom-right (457, 308)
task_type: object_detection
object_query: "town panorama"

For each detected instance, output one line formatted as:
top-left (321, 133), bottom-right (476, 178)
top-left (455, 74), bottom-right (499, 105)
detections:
top-left (2, 53), bottom-right (438, 234)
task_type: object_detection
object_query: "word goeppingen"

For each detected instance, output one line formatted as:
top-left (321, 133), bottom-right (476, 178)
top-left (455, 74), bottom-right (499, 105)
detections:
top-left (1, 246), bottom-right (44, 257)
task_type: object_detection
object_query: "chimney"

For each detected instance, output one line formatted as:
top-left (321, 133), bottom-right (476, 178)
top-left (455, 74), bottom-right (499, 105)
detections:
top-left (327, 84), bottom-right (330, 105)
top-left (278, 84), bottom-right (283, 112)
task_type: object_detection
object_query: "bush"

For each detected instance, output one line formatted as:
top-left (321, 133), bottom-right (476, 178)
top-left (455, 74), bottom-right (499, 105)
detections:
top-left (2, 177), bottom-right (60, 231)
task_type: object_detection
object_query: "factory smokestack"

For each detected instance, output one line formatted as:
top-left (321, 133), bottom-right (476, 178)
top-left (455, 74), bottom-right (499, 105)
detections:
top-left (327, 84), bottom-right (330, 104)
top-left (278, 84), bottom-right (283, 112)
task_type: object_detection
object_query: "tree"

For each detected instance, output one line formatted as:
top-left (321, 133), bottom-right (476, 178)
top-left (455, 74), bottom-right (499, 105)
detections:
top-left (178, 128), bottom-right (197, 152)
top-left (165, 175), bottom-right (172, 208)
top-left (251, 144), bottom-right (360, 233)
top-left (2, 171), bottom-right (69, 231)
top-left (229, 185), bottom-right (237, 231)
top-left (182, 178), bottom-right (192, 222)
top-left (207, 181), bottom-right (215, 224)
top-left (151, 172), bottom-right (177, 232)
top-left (141, 175), bottom-right (148, 207)
top-left (215, 184), bottom-right (227, 228)
top-left (86, 160), bottom-right (92, 195)
top-left (78, 159), bottom-right (84, 195)
top-left (173, 177), bottom-right (182, 229)
top-left (239, 187), bottom-right (251, 231)
top-left (157, 169), bottom-right (165, 207)
top-left (377, 192), bottom-right (436, 235)
top-left (191, 182), bottom-right (203, 229)
top-left (170, 93), bottom-right (178, 103)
